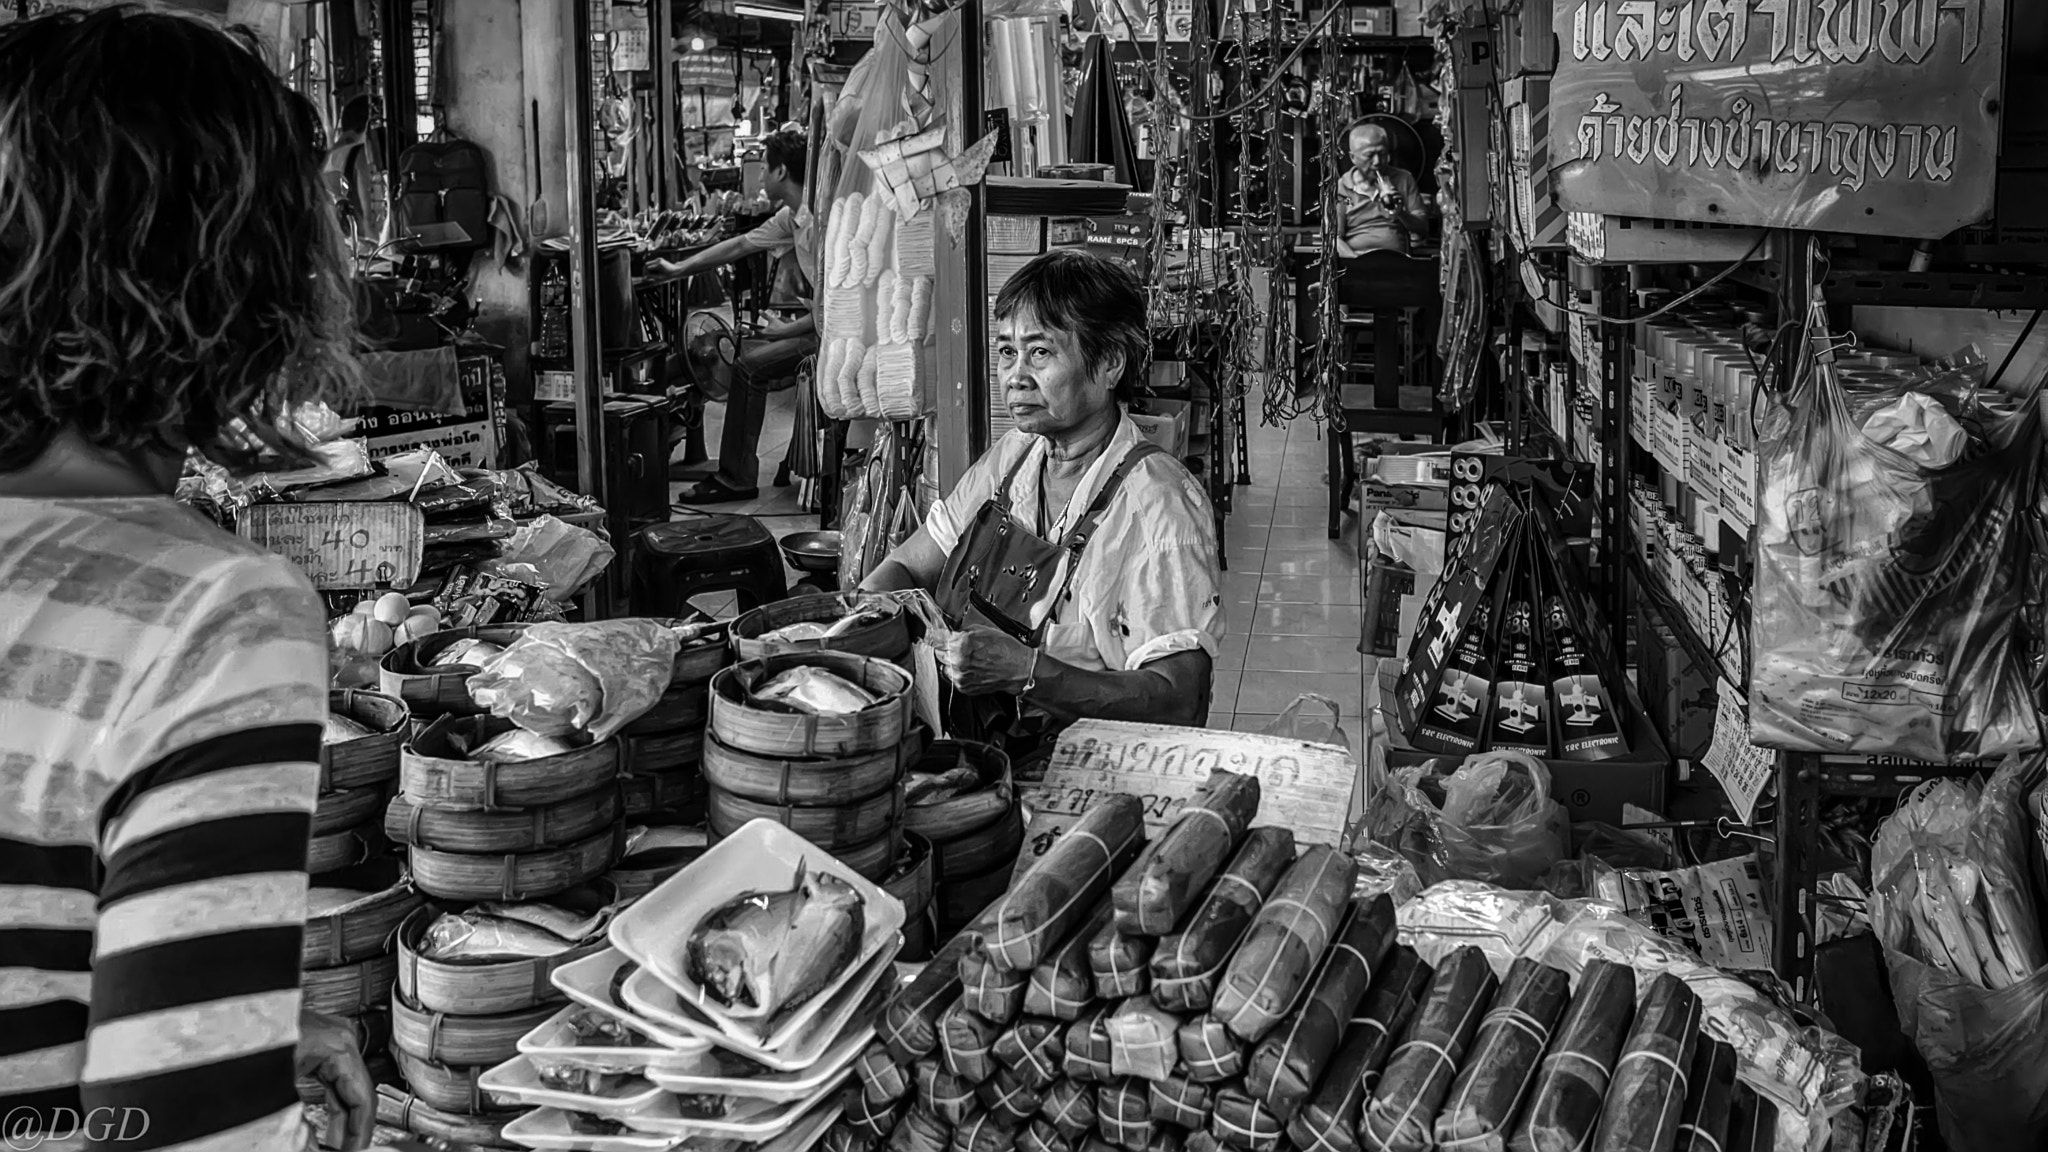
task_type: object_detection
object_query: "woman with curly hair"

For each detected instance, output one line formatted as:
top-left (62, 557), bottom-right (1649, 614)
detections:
top-left (0, 7), bottom-right (388, 1151)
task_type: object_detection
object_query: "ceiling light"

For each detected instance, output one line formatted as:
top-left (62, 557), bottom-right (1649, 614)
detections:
top-left (733, 3), bottom-right (805, 21)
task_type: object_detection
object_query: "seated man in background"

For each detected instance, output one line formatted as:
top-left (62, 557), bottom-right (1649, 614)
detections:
top-left (1335, 119), bottom-right (1427, 257)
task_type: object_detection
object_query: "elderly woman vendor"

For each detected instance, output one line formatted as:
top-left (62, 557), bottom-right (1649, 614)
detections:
top-left (860, 249), bottom-right (1225, 770)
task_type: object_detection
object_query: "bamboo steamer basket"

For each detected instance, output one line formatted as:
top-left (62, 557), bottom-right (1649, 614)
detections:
top-left (699, 729), bottom-right (918, 807)
top-left (303, 860), bottom-right (420, 968)
top-left (313, 782), bottom-right (389, 836)
top-left (832, 823), bottom-right (902, 883)
top-left (670, 628), bottom-right (733, 686)
top-left (903, 907), bottom-right (936, 961)
top-left (618, 727), bottom-right (705, 776)
top-left (308, 823), bottom-right (384, 876)
top-left (710, 652), bottom-right (913, 759)
top-left (929, 800), bottom-right (1025, 883)
top-left (393, 884), bottom-right (615, 1015)
top-left (705, 782), bottom-right (903, 851)
top-left (390, 990), bottom-right (558, 1067)
top-left (379, 625), bottom-right (529, 718)
top-left (389, 1049), bottom-right (493, 1115)
top-left (303, 952), bottom-right (399, 1017)
top-left (730, 592), bottom-right (911, 663)
top-left (881, 831), bottom-right (936, 924)
top-left (610, 829), bottom-right (709, 901)
top-left (323, 690), bottom-right (409, 791)
top-left (400, 714), bottom-right (619, 811)
top-left (409, 823), bottom-right (625, 903)
top-left (385, 784), bottom-right (622, 854)
top-left (621, 681), bottom-right (711, 736)
top-left (300, 1050), bottom-right (397, 1107)
top-left (935, 858), bottom-right (1014, 933)
top-left (621, 766), bottom-right (702, 819)
top-left (902, 740), bottom-right (1014, 841)
top-left (375, 1085), bottom-right (520, 1146)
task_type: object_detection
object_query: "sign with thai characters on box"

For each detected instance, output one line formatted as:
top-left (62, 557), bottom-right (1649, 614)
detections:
top-left (1549, 0), bottom-right (2006, 238)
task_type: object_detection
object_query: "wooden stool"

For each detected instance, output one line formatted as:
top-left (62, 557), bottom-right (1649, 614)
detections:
top-left (631, 514), bottom-right (788, 618)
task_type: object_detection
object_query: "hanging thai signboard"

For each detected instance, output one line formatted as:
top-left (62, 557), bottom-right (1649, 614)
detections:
top-left (1548, 0), bottom-right (2007, 239)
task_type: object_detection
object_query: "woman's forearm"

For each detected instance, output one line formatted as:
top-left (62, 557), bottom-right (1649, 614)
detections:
top-left (1026, 655), bottom-right (1203, 727)
top-left (860, 558), bottom-right (923, 593)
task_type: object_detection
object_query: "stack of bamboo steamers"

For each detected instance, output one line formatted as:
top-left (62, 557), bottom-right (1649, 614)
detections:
top-left (839, 775), bottom-right (1783, 1152)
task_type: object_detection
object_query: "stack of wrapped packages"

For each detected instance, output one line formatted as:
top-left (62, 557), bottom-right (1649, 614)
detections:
top-left (840, 772), bottom-right (1861, 1152)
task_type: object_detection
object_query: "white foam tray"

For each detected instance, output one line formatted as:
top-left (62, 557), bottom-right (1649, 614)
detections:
top-left (477, 1056), bottom-right (666, 1119)
top-left (501, 1108), bottom-right (681, 1152)
top-left (622, 934), bottom-right (896, 1071)
top-left (643, 997), bottom-right (868, 1103)
top-left (549, 949), bottom-right (715, 1059)
top-left (624, 1071), bottom-right (849, 1142)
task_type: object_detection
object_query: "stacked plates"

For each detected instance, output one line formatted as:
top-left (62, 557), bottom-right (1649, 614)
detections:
top-left (492, 820), bottom-right (908, 1151)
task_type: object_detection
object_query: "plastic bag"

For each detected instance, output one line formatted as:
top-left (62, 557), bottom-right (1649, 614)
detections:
top-left (1364, 749), bottom-right (1569, 889)
top-left (1258, 694), bottom-right (1350, 750)
top-left (1751, 347), bottom-right (2042, 763)
top-left (466, 619), bottom-right (683, 742)
top-left (485, 514), bottom-right (614, 602)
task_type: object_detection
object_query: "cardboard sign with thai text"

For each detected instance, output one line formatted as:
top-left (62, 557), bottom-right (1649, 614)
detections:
top-left (239, 502), bottom-right (424, 590)
top-left (1017, 720), bottom-right (1353, 875)
top-left (1549, 0), bottom-right (2005, 238)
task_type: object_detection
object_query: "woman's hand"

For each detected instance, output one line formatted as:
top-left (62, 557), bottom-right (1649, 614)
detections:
top-left (298, 1009), bottom-right (376, 1150)
top-left (936, 627), bottom-right (1036, 696)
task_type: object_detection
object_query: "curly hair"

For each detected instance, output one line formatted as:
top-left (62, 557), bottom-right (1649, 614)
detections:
top-left (992, 249), bottom-right (1151, 403)
top-left (0, 5), bottom-right (363, 475)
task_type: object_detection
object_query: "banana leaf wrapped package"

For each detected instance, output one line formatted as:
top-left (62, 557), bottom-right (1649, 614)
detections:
top-left (955, 1110), bottom-right (1017, 1152)
top-left (994, 1017), bottom-right (1067, 1091)
top-left (1140, 1131), bottom-right (1182, 1152)
top-left (1081, 1138), bottom-right (1118, 1152)
top-left (1184, 1131), bottom-right (1228, 1152)
top-left (1359, 945), bottom-right (1498, 1152)
top-left (1245, 895), bottom-right (1398, 1120)
top-left (861, 1043), bottom-right (913, 1106)
top-left (846, 1086), bottom-right (906, 1140)
top-left (886, 909), bottom-right (998, 1060)
top-left (1025, 899), bottom-right (1114, 1021)
top-left (892, 1106), bottom-right (953, 1152)
top-left (943, 999), bottom-right (1002, 1082)
top-left (1039, 1078), bottom-right (1098, 1140)
top-left (1178, 1013), bottom-right (1247, 1082)
top-left (923, 1060), bottom-right (981, 1127)
top-left (991, 795), bottom-right (1147, 970)
top-left (1064, 1004), bottom-right (1115, 1082)
top-left (1090, 920), bottom-right (1153, 999)
top-left (1674, 1039), bottom-right (1737, 1152)
top-left (829, 1122), bottom-right (880, 1152)
top-left (1148, 1072), bottom-right (1212, 1128)
top-left (1212, 1084), bottom-right (1285, 1151)
top-left (1590, 973), bottom-right (1703, 1152)
top-left (1018, 1118), bottom-right (1070, 1152)
top-left (1509, 959), bottom-right (1637, 1152)
top-left (964, 941), bottom-right (1030, 1023)
top-left (1214, 845), bottom-right (1357, 1043)
top-left (1099, 1078), bottom-right (1155, 1150)
top-left (1113, 769), bottom-right (1260, 934)
top-left (1433, 958), bottom-right (1574, 1152)
top-left (1152, 828), bottom-right (1297, 1012)
top-left (1285, 947), bottom-right (1433, 1152)
top-left (979, 1067), bottom-right (1047, 1127)
top-left (1723, 1082), bottom-right (1777, 1152)
top-left (1106, 995), bottom-right (1181, 1081)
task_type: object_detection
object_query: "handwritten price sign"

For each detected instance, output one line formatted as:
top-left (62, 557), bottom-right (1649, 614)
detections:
top-left (238, 502), bottom-right (424, 590)
top-left (1016, 720), bottom-right (1354, 878)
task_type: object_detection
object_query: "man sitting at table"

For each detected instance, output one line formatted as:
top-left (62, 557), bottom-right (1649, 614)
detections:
top-left (1335, 119), bottom-right (1427, 258)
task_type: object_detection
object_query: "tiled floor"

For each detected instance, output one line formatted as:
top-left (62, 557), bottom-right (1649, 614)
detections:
top-left (675, 396), bottom-right (1372, 732)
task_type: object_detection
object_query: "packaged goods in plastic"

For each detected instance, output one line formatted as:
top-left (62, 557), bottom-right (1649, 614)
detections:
top-left (1064, 1005), bottom-right (1115, 1082)
top-left (1244, 895), bottom-right (1398, 1120)
top-left (1026, 899), bottom-right (1113, 1021)
top-left (1038, 1078), bottom-right (1097, 1139)
top-left (1434, 957), bottom-right (1573, 1151)
top-left (991, 795), bottom-right (1147, 970)
top-left (994, 1018), bottom-right (1066, 1091)
top-left (1104, 995), bottom-right (1180, 1081)
top-left (1360, 945), bottom-right (1499, 1152)
top-left (1178, 1013), bottom-right (1247, 1083)
top-left (922, 1060), bottom-right (980, 1126)
top-left (1589, 973), bottom-right (1701, 1152)
top-left (467, 619), bottom-right (684, 741)
top-left (1089, 921), bottom-right (1153, 999)
top-left (1285, 947), bottom-right (1432, 1152)
top-left (979, 1067), bottom-right (1045, 1127)
top-left (964, 942), bottom-right (1030, 1023)
top-left (1508, 959), bottom-right (1636, 1152)
top-left (942, 999), bottom-right (1001, 1082)
top-left (1153, 827), bottom-right (1297, 1012)
top-left (1365, 750), bottom-right (1570, 890)
top-left (1213, 845), bottom-right (1356, 1043)
top-left (1112, 769), bottom-right (1260, 934)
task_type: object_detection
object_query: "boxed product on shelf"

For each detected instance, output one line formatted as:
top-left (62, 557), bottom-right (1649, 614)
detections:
top-left (1567, 213), bottom-right (1766, 265)
top-left (1635, 614), bottom-right (1717, 762)
top-left (1128, 399), bottom-right (1190, 458)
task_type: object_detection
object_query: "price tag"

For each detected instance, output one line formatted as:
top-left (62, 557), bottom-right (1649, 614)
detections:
top-left (1016, 720), bottom-right (1353, 878)
top-left (238, 502), bottom-right (424, 591)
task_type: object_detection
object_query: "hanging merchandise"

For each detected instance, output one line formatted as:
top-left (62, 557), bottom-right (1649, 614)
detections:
top-left (1750, 307), bottom-right (2044, 764)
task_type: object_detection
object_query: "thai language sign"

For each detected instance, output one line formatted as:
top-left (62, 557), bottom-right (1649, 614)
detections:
top-left (1549, 0), bottom-right (2006, 238)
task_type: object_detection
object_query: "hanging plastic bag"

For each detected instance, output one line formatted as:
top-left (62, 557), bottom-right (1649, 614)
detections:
top-left (1751, 344), bottom-right (2042, 763)
top-left (1258, 693), bottom-right (1351, 750)
top-left (465, 619), bottom-right (683, 742)
top-left (1364, 749), bottom-right (1569, 889)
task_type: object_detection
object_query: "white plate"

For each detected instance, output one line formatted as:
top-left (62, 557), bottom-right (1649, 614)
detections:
top-left (624, 1071), bottom-right (850, 1141)
top-left (502, 1109), bottom-right (682, 1152)
top-left (550, 949), bottom-right (717, 1057)
top-left (520, 1003), bottom-right (717, 1076)
top-left (623, 935), bottom-right (897, 1071)
top-left (644, 1001), bottom-right (868, 1102)
top-left (609, 819), bottom-right (905, 1040)
top-left (479, 1055), bottom-right (669, 1118)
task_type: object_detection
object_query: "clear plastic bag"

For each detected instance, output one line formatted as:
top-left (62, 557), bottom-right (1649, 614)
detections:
top-left (466, 619), bottom-right (683, 742)
top-left (484, 514), bottom-right (614, 602)
top-left (1364, 749), bottom-right (1570, 889)
top-left (1259, 694), bottom-right (1350, 749)
top-left (1751, 348), bottom-right (2043, 763)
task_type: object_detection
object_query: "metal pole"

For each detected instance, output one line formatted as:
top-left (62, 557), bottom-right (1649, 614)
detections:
top-left (565, 0), bottom-right (614, 612)
top-left (652, 0), bottom-right (679, 208)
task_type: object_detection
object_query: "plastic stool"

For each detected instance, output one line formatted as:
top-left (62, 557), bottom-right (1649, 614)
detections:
top-left (632, 514), bottom-right (788, 617)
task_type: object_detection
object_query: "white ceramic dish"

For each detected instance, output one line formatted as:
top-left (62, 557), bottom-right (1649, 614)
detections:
top-left (478, 1055), bottom-right (668, 1118)
top-left (644, 999), bottom-right (868, 1102)
top-left (622, 934), bottom-right (897, 1071)
top-left (623, 1071), bottom-right (850, 1141)
top-left (608, 818), bottom-right (905, 1040)
top-left (550, 949), bottom-right (716, 1057)
top-left (519, 1003), bottom-right (719, 1076)
top-left (501, 1109), bottom-right (682, 1152)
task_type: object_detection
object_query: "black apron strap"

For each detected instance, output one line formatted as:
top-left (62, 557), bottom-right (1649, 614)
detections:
top-left (992, 445), bottom-right (1038, 513)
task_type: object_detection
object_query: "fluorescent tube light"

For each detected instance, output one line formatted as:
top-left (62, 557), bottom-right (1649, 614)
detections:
top-left (733, 3), bottom-right (805, 20)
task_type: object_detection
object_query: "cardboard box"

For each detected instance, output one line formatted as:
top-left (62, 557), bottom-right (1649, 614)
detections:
top-left (1349, 5), bottom-right (1396, 35)
top-left (1377, 663), bottom-right (1671, 825)
top-left (1636, 614), bottom-right (1717, 761)
top-left (986, 215), bottom-right (1047, 256)
top-left (1129, 399), bottom-right (1189, 457)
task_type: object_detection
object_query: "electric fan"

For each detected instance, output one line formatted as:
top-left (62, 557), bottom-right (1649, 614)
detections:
top-left (677, 307), bottom-right (741, 402)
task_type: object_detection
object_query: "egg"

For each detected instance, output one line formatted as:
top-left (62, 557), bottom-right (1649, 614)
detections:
top-left (352, 598), bottom-right (379, 617)
top-left (372, 591), bottom-right (412, 627)
top-left (331, 615), bottom-right (396, 657)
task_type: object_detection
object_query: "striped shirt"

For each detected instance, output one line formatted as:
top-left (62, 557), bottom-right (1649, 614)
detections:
top-left (0, 496), bottom-right (331, 1152)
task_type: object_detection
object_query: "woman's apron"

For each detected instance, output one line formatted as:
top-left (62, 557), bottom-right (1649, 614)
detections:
top-left (935, 440), bottom-right (1162, 777)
